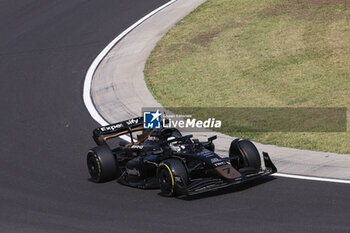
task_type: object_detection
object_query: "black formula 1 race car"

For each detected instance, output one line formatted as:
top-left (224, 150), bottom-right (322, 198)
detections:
top-left (86, 117), bottom-right (277, 196)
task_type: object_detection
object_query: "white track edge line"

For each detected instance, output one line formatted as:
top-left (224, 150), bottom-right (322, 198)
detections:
top-left (273, 173), bottom-right (350, 184)
top-left (83, 0), bottom-right (177, 142)
top-left (83, 0), bottom-right (350, 185)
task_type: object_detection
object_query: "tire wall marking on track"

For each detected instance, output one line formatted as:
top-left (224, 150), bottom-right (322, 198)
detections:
top-left (273, 173), bottom-right (350, 184)
top-left (82, 0), bottom-right (350, 185)
top-left (83, 0), bottom-right (178, 143)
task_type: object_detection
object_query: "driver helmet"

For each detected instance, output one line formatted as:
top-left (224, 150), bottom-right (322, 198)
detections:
top-left (167, 136), bottom-right (185, 152)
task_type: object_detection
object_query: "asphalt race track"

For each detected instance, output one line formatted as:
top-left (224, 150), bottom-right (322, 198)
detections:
top-left (0, 1), bottom-right (349, 232)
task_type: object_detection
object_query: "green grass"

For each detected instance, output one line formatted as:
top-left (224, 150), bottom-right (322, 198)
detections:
top-left (144, 0), bottom-right (350, 153)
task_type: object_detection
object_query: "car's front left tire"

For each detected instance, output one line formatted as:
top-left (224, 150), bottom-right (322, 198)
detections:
top-left (158, 159), bottom-right (188, 197)
top-left (87, 146), bottom-right (120, 183)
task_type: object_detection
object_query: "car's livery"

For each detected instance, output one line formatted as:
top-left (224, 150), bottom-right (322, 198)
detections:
top-left (86, 117), bottom-right (277, 196)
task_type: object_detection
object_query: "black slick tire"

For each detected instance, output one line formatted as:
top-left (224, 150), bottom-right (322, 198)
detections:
top-left (238, 139), bottom-right (261, 170)
top-left (229, 139), bottom-right (261, 171)
top-left (86, 146), bottom-right (120, 183)
top-left (158, 159), bottom-right (187, 197)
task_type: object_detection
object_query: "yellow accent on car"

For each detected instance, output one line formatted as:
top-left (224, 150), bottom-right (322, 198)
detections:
top-left (159, 163), bottom-right (174, 196)
top-left (88, 150), bottom-right (102, 174)
top-left (239, 148), bottom-right (248, 166)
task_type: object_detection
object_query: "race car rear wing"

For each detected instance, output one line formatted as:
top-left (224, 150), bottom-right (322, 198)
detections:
top-left (93, 117), bottom-right (144, 145)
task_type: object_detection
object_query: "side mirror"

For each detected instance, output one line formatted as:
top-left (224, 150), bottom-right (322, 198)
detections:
top-left (208, 135), bottom-right (217, 142)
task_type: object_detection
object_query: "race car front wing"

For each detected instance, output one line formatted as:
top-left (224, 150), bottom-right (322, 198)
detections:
top-left (178, 152), bottom-right (277, 196)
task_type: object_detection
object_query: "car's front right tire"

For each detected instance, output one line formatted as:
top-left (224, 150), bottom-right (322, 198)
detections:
top-left (229, 139), bottom-right (261, 172)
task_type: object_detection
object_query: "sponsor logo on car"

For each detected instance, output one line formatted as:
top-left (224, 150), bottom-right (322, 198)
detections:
top-left (131, 145), bottom-right (144, 149)
top-left (210, 158), bottom-right (221, 163)
top-left (126, 118), bottom-right (139, 126)
top-left (100, 123), bottom-right (123, 132)
top-left (126, 168), bottom-right (140, 176)
top-left (147, 136), bottom-right (159, 141)
top-left (214, 161), bottom-right (227, 167)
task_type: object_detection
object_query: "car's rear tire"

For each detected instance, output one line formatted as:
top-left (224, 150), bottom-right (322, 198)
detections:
top-left (158, 159), bottom-right (187, 197)
top-left (87, 146), bottom-right (120, 183)
top-left (229, 139), bottom-right (261, 171)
